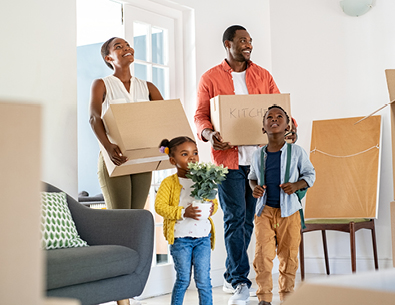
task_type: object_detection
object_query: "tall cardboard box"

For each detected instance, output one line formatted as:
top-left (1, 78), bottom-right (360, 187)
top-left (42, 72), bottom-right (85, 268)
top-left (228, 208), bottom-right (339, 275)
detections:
top-left (210, 94), bottom-right (291, 146)
top-left (385, 70), bottom-right (395, 266)
top-left (101, 99), bottom-right (194, 177)
top-left (385, 70), bottom-right (395, 199)
top-left (392, 201), bottom-right (395, 267)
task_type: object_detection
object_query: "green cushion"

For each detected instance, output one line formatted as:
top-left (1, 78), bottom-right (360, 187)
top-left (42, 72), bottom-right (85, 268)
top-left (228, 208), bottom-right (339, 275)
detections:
top-left (305, 218), bottom-right (371, 224)
top-left (40, 192), bottom-right (88, 250)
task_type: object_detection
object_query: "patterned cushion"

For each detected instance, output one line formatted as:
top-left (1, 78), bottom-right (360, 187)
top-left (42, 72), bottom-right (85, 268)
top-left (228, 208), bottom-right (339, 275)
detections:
top-left (41, 192), bottom-right (88, 249)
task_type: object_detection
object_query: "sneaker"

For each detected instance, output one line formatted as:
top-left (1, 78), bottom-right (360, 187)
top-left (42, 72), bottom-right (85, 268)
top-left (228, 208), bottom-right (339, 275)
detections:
top-left (223, 280), bottom-right (257, 297)
top-left (228, 283), bottom-right (250, 305)
top-left (223, 279), bottom-right (235, 293)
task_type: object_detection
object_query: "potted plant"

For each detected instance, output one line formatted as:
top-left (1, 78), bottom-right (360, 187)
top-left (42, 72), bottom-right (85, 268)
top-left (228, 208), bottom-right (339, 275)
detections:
top-left (186, 162), bottom-right (228, 218)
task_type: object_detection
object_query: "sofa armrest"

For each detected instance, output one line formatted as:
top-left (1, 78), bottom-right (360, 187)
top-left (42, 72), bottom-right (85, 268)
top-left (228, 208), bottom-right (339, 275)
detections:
top-left (73, 207), bottom-right (154, 276)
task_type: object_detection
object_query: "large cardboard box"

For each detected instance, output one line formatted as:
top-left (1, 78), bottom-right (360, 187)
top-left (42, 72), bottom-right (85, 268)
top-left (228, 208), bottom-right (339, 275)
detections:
top-left (210, 94), bottom-right (291, 146)
top-left (391, 201), bottom-right (395, 267)
top-left (284, 269), bottom-right (395, 305)
top-left (101, 99), bottom-right (194, 177)
top-left (385, 70), bottom-right (395, 199)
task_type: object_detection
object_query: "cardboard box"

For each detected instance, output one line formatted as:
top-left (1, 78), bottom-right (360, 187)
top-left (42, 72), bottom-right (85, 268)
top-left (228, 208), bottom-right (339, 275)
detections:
top-left (391, 201), bottom-right (395, 267)
top-left (210, 94), bottom-right (291, 146)
top-left (385, 70), bottom-right (395, 200)
top-left (0, 102), bottom-right (43, 304)
top-left (355, 70), bottom-right (395, 199)
top-left (284, 269), bottom-right (395, 305)
top-left (101, 99), bottom-right (194, 177)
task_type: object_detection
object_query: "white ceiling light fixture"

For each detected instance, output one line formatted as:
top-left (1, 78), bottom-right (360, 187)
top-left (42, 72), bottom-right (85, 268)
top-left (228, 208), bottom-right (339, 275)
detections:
top-left (340, 0), bottom-right (374, 17)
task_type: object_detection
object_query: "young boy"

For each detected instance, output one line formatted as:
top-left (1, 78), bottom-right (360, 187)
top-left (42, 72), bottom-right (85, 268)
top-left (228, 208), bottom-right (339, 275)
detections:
top-left (248, 106), bottom-right (315, 305)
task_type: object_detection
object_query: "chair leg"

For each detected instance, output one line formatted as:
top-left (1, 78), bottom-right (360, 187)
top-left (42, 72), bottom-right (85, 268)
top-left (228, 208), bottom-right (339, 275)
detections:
top-left (300, 229), bottom-right (305, 281)
top-left (350, 222), bottom-right (356, 273)
top-left (371, 220), bottom-right (379, 270)
top-left (321, 230), bottom-right (330, 275)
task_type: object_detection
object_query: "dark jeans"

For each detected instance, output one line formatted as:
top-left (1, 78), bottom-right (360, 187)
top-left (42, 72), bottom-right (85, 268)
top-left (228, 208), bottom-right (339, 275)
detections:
top-left (218, 165), bottom-right (256, 288)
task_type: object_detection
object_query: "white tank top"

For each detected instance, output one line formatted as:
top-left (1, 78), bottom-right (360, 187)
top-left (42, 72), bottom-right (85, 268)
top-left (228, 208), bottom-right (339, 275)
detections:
top-left (101, 75), bottom-right (150, 116)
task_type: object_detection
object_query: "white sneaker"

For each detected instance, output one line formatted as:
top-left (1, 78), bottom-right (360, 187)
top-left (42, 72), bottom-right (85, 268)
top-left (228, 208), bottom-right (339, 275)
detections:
top-left (223, 279), bottom-right (235, 293)
top-left (228, 283), bottom-right (250, 305)
top-left (223, 280), bottom-right (257, 297)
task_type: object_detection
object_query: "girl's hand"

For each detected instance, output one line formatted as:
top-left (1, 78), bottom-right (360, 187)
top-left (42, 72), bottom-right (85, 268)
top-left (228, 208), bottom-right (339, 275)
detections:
top-left (253, 185), bottom-right (266, 198)
top-left (184, 205), bottom-right (201, 220)
top-left (209, 201), bottom-right (214, 216)
top-left (105, 143), bottom-right (128, 166)
top-left (279, 182), bottom-right (298, 195)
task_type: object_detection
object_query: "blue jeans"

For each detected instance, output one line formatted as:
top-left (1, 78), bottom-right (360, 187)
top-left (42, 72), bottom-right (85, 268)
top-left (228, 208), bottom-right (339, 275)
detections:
top-left (170, 235), bottom-right (212, 305)
top-left (218, 165), bottom-right (256, 288)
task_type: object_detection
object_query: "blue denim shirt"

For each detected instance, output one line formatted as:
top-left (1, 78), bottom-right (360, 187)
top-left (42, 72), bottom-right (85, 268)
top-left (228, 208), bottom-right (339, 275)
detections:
top-left (248, 143), bottom-right (315, 218)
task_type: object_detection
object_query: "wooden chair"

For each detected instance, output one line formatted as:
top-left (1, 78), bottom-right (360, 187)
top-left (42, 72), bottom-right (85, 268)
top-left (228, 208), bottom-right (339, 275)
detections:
top-left (299, 218), bottom-right (379, 280)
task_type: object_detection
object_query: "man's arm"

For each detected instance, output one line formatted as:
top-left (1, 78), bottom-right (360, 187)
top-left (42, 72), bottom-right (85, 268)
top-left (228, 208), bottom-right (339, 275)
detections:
top-left (194, 73), bottom-right (232, 150)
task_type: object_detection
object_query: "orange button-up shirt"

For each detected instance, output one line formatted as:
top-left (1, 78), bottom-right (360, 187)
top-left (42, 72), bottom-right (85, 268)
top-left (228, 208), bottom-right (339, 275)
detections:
top-left (194, 59), bottom-right (280, 169)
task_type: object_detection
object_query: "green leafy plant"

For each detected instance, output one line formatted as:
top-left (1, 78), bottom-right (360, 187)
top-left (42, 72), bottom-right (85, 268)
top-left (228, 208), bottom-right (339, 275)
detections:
top-left (186, 162), bottom-right (228, 200)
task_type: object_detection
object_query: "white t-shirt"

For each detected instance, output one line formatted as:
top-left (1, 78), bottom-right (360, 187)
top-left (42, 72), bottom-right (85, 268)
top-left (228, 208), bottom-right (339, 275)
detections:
top-left (174, 177), bottom-right (211, 238)
top-left (231, 70), bottom-right (258, 166)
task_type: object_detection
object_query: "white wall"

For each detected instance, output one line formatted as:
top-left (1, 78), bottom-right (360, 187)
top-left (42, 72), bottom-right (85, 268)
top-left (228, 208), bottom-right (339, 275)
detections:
top-left (0, 0), bottom-right (77, 197)
top-left (270, 0), bottom-right (395, 273)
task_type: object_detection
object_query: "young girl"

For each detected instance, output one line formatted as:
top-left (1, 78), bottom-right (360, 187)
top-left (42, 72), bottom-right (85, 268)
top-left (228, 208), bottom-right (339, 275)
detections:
top-left (155, 136), bottom-right (217, 305)
top-left (248, 106), bottom-right (315, 305)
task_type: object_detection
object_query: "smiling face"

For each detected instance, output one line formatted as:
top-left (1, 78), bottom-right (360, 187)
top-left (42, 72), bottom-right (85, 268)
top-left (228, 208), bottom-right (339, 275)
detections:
top-left (225, 29), bottom-right (253, 63)
top-left (104, 38), bottom-right (134, 69)
top-left (169, 141), bottom-right (199, 178)
top-left (262, 107), bottom-right (290, 136)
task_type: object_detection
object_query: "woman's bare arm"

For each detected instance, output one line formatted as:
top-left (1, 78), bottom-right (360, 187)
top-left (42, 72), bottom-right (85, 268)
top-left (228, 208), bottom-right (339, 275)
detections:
top-left (89, 79), bottom-right (127, 165)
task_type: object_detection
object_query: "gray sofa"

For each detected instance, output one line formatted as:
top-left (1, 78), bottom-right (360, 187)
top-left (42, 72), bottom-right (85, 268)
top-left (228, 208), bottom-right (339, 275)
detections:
top-left (44, 183), bottom-right (154, 305)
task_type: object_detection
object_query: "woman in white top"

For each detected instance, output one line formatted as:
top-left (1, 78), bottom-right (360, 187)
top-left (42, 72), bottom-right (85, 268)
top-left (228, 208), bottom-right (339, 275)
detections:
top-left (89, 38), bottom-right (163, 210)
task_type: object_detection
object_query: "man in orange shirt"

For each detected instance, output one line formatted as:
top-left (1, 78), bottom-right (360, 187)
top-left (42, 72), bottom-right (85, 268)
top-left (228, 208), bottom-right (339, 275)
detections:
top-left (194, 25), bottom-right (296, 305)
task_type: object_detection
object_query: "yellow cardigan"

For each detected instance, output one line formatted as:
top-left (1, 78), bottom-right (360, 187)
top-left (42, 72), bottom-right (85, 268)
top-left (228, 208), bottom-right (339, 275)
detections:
top-left (155, 173), bottom-right (218, 250)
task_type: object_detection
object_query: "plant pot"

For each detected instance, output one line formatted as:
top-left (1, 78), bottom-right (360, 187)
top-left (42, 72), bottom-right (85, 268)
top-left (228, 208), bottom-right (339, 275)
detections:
top-left (192, 200), bottom-right (211, 220)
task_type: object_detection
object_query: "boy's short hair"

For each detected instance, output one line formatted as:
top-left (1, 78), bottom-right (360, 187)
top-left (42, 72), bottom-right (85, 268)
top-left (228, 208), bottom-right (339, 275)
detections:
top-left (263, 105), bottom-right (290, 124)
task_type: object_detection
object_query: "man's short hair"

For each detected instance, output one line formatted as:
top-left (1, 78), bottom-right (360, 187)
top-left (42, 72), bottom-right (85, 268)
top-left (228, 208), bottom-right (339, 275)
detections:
top-left (222, 25), bottom-right (246, 47)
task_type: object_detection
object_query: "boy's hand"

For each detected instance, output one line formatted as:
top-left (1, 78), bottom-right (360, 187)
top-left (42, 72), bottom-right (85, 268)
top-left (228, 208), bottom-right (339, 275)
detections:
top-left (252, 185), bottom-right (266, 198)
top-left (184, 205), bottom-right (201, 220)
top-left (279, 182), bottom-right (298, 195)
